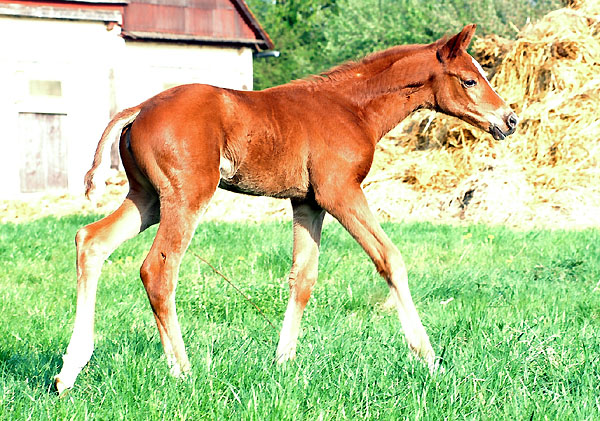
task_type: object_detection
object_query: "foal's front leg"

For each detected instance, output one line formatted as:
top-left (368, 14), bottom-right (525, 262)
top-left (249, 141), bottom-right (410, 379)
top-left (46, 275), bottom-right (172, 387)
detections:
top-left (276, 199), bottom-right (325, 362)
top-left (318, 185), bottom-right (438, 370)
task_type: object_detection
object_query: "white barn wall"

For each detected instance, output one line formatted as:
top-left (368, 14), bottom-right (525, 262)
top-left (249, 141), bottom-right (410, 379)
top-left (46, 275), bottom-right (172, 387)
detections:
top-left (119, 42), bottom-right (253, 109)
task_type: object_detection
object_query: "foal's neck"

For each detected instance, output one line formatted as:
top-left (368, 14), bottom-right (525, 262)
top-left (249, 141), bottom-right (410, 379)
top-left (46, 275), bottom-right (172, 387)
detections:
top-left (324, 45), bottom-right (437, 142)
top-left (359, 82), bottom-right (434, 142)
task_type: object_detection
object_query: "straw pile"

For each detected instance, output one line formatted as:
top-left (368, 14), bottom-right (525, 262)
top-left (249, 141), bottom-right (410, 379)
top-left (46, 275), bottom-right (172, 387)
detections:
top-left (366, 0), bottom-right (600, 229)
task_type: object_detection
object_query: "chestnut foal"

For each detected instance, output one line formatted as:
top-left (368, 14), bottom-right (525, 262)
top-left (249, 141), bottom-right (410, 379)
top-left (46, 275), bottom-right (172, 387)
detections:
top-left (55, 24), bottom-right (517, 393)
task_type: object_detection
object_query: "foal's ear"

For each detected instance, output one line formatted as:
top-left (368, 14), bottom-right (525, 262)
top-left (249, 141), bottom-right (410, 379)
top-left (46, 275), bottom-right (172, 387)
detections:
top-left (438, 24), bottom-right (477, 62)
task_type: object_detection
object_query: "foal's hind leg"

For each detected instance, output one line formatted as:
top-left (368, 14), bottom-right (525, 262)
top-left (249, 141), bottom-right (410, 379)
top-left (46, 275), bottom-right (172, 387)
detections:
top-left (139, 182), bottom-right (217, 378)
top-left (317, 184), bottom-right (437, 370)
top-left (276, 199), bottom-right (325, 362)
top-left (55, 189), bottom-right (159, 394)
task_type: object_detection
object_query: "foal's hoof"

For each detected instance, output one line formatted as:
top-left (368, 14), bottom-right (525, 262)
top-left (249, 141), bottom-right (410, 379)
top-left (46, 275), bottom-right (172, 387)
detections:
top-left (429, 357), bottom-right (446, 374)
top-left (275, 347), bottom-right (296, 364)
top-left (169, 362), bottom-right (191, 380)
top-left (421, 350), bottom-right (446, 375)
top-left (410, 345), bottom-right (445, 374)
top-left (54, 376), bottom-right (70, 397)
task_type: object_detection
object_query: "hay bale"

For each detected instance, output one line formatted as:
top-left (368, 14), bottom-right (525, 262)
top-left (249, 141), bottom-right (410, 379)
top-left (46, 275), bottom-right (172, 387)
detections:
top-left (472, 34), bottom-right (513, 79)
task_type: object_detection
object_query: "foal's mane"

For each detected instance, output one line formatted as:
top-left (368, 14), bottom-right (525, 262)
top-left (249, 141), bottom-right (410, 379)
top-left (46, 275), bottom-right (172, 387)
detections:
top-left (292, 39), bottom-right (443, 89)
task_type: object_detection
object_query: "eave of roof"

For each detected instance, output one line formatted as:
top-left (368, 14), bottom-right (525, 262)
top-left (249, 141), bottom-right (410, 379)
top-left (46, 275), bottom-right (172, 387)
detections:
top-left (64, 0), bottom-right (128, 3)
top-left (230, 0), bottom-right (274, 50)
top-left (0, 1), bottom-right (124, 23)
top-left (121, 30), bottom-right (271, 50)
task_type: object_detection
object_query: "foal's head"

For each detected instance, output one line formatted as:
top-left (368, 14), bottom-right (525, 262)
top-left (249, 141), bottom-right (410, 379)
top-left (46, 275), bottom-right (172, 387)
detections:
top-left (431, 24), bottom-right (518, 140)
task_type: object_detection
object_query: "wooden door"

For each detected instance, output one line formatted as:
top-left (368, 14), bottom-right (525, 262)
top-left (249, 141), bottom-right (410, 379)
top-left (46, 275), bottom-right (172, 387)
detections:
top-left (18, 112), bottom-right (68, 193)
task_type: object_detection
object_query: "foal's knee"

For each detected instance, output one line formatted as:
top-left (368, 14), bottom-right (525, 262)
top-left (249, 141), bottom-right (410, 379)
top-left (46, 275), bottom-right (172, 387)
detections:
top-left (75, 226), bottom-right (107, 264)
top-left (375, 248), bottom-right (407, 285)
top-left (75, 226), bottom-right (92, 253)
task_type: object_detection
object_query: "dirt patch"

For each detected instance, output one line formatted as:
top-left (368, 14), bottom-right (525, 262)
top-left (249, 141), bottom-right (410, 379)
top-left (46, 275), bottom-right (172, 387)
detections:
top-left (2, 161), bottom-right (598, 230)
top-left (0, 171), bottom-right (291, 225)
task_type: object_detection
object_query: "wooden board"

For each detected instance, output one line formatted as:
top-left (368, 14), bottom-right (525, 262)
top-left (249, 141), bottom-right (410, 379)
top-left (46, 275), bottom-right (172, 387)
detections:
top-left (18, 112), bottom-right (68, 193)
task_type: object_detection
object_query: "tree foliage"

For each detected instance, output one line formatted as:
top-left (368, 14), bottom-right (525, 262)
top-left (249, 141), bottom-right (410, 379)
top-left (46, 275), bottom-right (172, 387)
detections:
top-left (248, 0), bottom-right (562, 89)
top-left (248, 0), bottom-right (336, 89)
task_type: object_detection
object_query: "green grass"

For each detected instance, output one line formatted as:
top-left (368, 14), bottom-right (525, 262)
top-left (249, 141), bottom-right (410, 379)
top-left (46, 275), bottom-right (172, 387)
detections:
top-left (1, 215), bottom-right (599, 420)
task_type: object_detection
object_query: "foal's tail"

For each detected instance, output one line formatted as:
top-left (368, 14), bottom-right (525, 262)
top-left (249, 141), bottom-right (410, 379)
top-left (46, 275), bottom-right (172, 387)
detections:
top-left (84, 105), bottom-right (143, 200)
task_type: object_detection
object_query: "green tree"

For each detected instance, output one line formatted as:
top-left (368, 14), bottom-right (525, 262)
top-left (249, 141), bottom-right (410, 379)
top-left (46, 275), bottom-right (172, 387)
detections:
top-left (248, 0), bottom-right (338, 89)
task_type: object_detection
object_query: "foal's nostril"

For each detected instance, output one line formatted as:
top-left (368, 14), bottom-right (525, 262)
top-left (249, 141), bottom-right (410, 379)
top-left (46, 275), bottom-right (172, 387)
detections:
top-left (507, 113), bottom-right (518, 130)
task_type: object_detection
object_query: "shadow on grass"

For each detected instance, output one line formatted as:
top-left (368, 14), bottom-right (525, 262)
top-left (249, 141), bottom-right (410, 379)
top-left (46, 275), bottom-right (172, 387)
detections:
top-left (0, 347), bottom-right (63, 393)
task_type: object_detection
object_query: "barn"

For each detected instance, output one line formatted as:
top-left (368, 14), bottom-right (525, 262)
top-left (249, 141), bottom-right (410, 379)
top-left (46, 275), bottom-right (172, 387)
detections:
top-left (0, 0), bottom-right (273, 197)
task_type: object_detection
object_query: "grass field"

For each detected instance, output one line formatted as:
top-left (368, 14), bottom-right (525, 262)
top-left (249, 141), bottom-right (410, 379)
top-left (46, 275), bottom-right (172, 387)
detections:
top-left (1, 215), bottom-right (599, 420)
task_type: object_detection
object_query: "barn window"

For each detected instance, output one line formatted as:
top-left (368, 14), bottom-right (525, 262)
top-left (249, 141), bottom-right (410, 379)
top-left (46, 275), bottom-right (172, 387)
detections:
top-left (29, 80), bottom-right (62, 97)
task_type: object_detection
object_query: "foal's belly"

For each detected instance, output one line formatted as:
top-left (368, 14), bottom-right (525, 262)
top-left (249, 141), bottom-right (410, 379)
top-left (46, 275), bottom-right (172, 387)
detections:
top-left (218, 155), bottom-right (310, 199)
top-left (217, 179), bottom-right (308, 198)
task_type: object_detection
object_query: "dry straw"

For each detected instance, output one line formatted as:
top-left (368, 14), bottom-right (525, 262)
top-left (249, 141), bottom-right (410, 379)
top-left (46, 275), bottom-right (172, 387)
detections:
top-left (366, 0), bottom-right (600, 229)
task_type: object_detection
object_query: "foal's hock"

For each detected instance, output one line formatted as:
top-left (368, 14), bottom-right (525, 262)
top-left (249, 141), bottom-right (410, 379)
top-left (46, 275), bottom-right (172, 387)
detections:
top-left (55, 24), bottom-right (517, 394)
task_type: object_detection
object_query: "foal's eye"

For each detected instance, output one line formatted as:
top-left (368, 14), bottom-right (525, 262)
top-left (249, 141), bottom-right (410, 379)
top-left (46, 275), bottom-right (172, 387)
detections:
top-left (463, 79), bottom-right (477, 88)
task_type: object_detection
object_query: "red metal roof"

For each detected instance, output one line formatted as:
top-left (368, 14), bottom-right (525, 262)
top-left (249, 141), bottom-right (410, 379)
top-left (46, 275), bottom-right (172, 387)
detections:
top-left (0, 0), bottom-right (273, 50)
top-left (121, 0), bottom-right (273, 50)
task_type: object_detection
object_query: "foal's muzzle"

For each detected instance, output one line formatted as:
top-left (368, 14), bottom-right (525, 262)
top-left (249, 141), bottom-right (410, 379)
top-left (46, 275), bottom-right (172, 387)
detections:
top-left (490, 112), bottom-right (518, 140)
